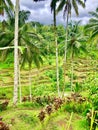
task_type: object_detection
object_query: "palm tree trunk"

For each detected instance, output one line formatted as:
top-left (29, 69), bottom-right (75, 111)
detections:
top-left (18, 51), bottom-right (22, 103)
top-left (13, 0), bottom-right (19, 106)
top-left (56, 37), bottom-right (60, 96)
top-left (71, 46), bottom-right (73, 92)
top-left (19, 64), bottom-right (22, 103)
top-left (53, 7), bottom-right (60, 97)
top-left (29, 67), bottom-right (32, 102)
top-left (64, 14), bottom-right (68, 64)
top-left (63, 9), bottom-right (69, 96)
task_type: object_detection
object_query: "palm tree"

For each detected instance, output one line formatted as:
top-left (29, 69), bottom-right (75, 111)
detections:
top-left (0, 9), bottom-right (44, 103)
top-left (56, 0), bottom-right (85, 93)
top-left (19, 22), bottom-right (44, 102)
top-left (13, 0), bottom-right (19, 106)
top-left (51, 0), bottom-right (60, 96)
top-left (0, 0), bottom-right (20, 106)
top-left (18, 10), bottom-right (31, 103)
top-left (14, 0), bottom-right (45, 105)
top-left (85, 7), bottom-right (98, 41)
top-left (67, 21), bottom-right (87, 91)
top-left (19, 10), bottom-right (30, 27)
top-left (21, 37), bottom-right (44, 101)
top-left (57, 0), bottom-right (85, 60)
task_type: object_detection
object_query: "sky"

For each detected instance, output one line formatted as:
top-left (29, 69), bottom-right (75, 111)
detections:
top-left (1, 0), bottom-right (98, 25)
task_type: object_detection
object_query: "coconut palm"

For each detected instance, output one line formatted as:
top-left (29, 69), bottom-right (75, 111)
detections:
top-left (50, 0), bottom-right (60, 96)
top-left (19, 10), bottom-right (30, 27)
top-left (56, 0), bottom-right (85, 93)
top-left (13, 0), bottom-right (19, 106)
top-left (13, 0), bottom-right (45, 105)
top-left (20, 37), bottom-right (44, 101)
top-left (0, 9), bottom-right (43, 104)
top-left (67, 21), bottom-right (87, 91)
top-left (57, 0), bottom-right (85, 60)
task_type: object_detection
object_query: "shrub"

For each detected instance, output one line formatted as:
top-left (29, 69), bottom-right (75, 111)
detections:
top-left (0, 121), bottom-right (9, 130)
top-left (45, 104), bottom-right (52, 115)
top-left (38, 110), bottom-right (46, 121)
top-left (62, 93), bottom-right (90, 114)
top-left (0, 100), bottom-right (9, 111)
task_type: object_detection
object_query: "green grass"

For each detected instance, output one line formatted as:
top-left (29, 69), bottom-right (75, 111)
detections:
top-left (0, 87), bottom-right (13, 99)
top-left (0, 101), bottom-right (91, 130)
top-left (73, 118), bottom-right (89, 130)
top-left (0, 55), bottom-right (98, 130)
top-left (1, 108), bottom-right (40, 130)
top-left (0, 62), bottom-right (13, 69)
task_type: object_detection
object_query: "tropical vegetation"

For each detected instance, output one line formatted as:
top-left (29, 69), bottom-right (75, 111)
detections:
top-left (0, 0), bottom-right (98, 130)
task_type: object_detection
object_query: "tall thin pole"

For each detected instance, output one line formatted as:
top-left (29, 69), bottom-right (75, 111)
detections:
top-left (53, 6), bottom-right (60, 97)
top-left (13, 0), bottom-right (19, 105)
top-left (63, 6), bottom-right (69, 96)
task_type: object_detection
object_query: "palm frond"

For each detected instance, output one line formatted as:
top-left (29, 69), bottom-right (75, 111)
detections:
top-left (6, 0), bottom-right (14, 10)
top-left (96, 7), bottom-right (98, 12)
top-left (72, 0), bottom-right (78, 16)
top-left (57, 0), bottom-right (66, 13)
top-left (89, 18), bottom-right (98, 23)
top-left (91, 29), bottom-right (98, 39)
top-left (76, 0), bottom-right (85, 8)
top-left (50, 0), bottom-right (60, 12)
top-left (89, 11), bottom-right (98, 18)
top-left (0, 0), bottom-right (14, 17)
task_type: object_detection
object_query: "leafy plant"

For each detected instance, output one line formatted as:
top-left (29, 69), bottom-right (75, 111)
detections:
top-left (62, 93), bottom-right (90, 114)
top-left (45, 104), bottom-right (52, 115)
top-left (38, 110), bottom-right (46, 122)
top-left (0, 100), bottom-right (9, 111)
top-left (0, 121), bottom-right (9, 130)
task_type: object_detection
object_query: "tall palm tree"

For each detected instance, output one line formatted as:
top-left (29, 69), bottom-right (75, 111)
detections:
top-left (57, 0), bottom-right (85, 93)
top-left (21, 37), bottom-right (44, 101)
top-left (13, 1), bottom-right (31, 105)
top-left (19, 10), bottom-right (30, 27)
top-left (0, 0), bottom-right (19, 106)
top-left (0, 10), bottom-right (44, 103)
top-left (13, 0), bottom-right (19, 106)
top-left (67, 21), bottom-right (87, 91)
top-left (51, 0), bottom-right (60, 96)
top-left (57, 0), bottom-right (85, 60)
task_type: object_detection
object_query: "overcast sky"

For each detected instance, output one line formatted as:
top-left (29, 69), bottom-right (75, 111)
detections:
top-left (1, 0), bottom-right (98, 25)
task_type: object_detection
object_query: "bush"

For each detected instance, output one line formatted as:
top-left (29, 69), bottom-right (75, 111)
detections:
top-left (0, 100), bottom-right (9, 111)
top-left (63, 101), bottom-right (90, 114)
top-left (83, 74), bottom-right (98, 110)
top-left (62, 93), bottom-right (90, 114)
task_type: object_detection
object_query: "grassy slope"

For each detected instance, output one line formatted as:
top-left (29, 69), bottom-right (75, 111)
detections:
top-left (0, 104), bottom-right (89, 130)
top-left (0, 56), bottom-right (98, 130)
